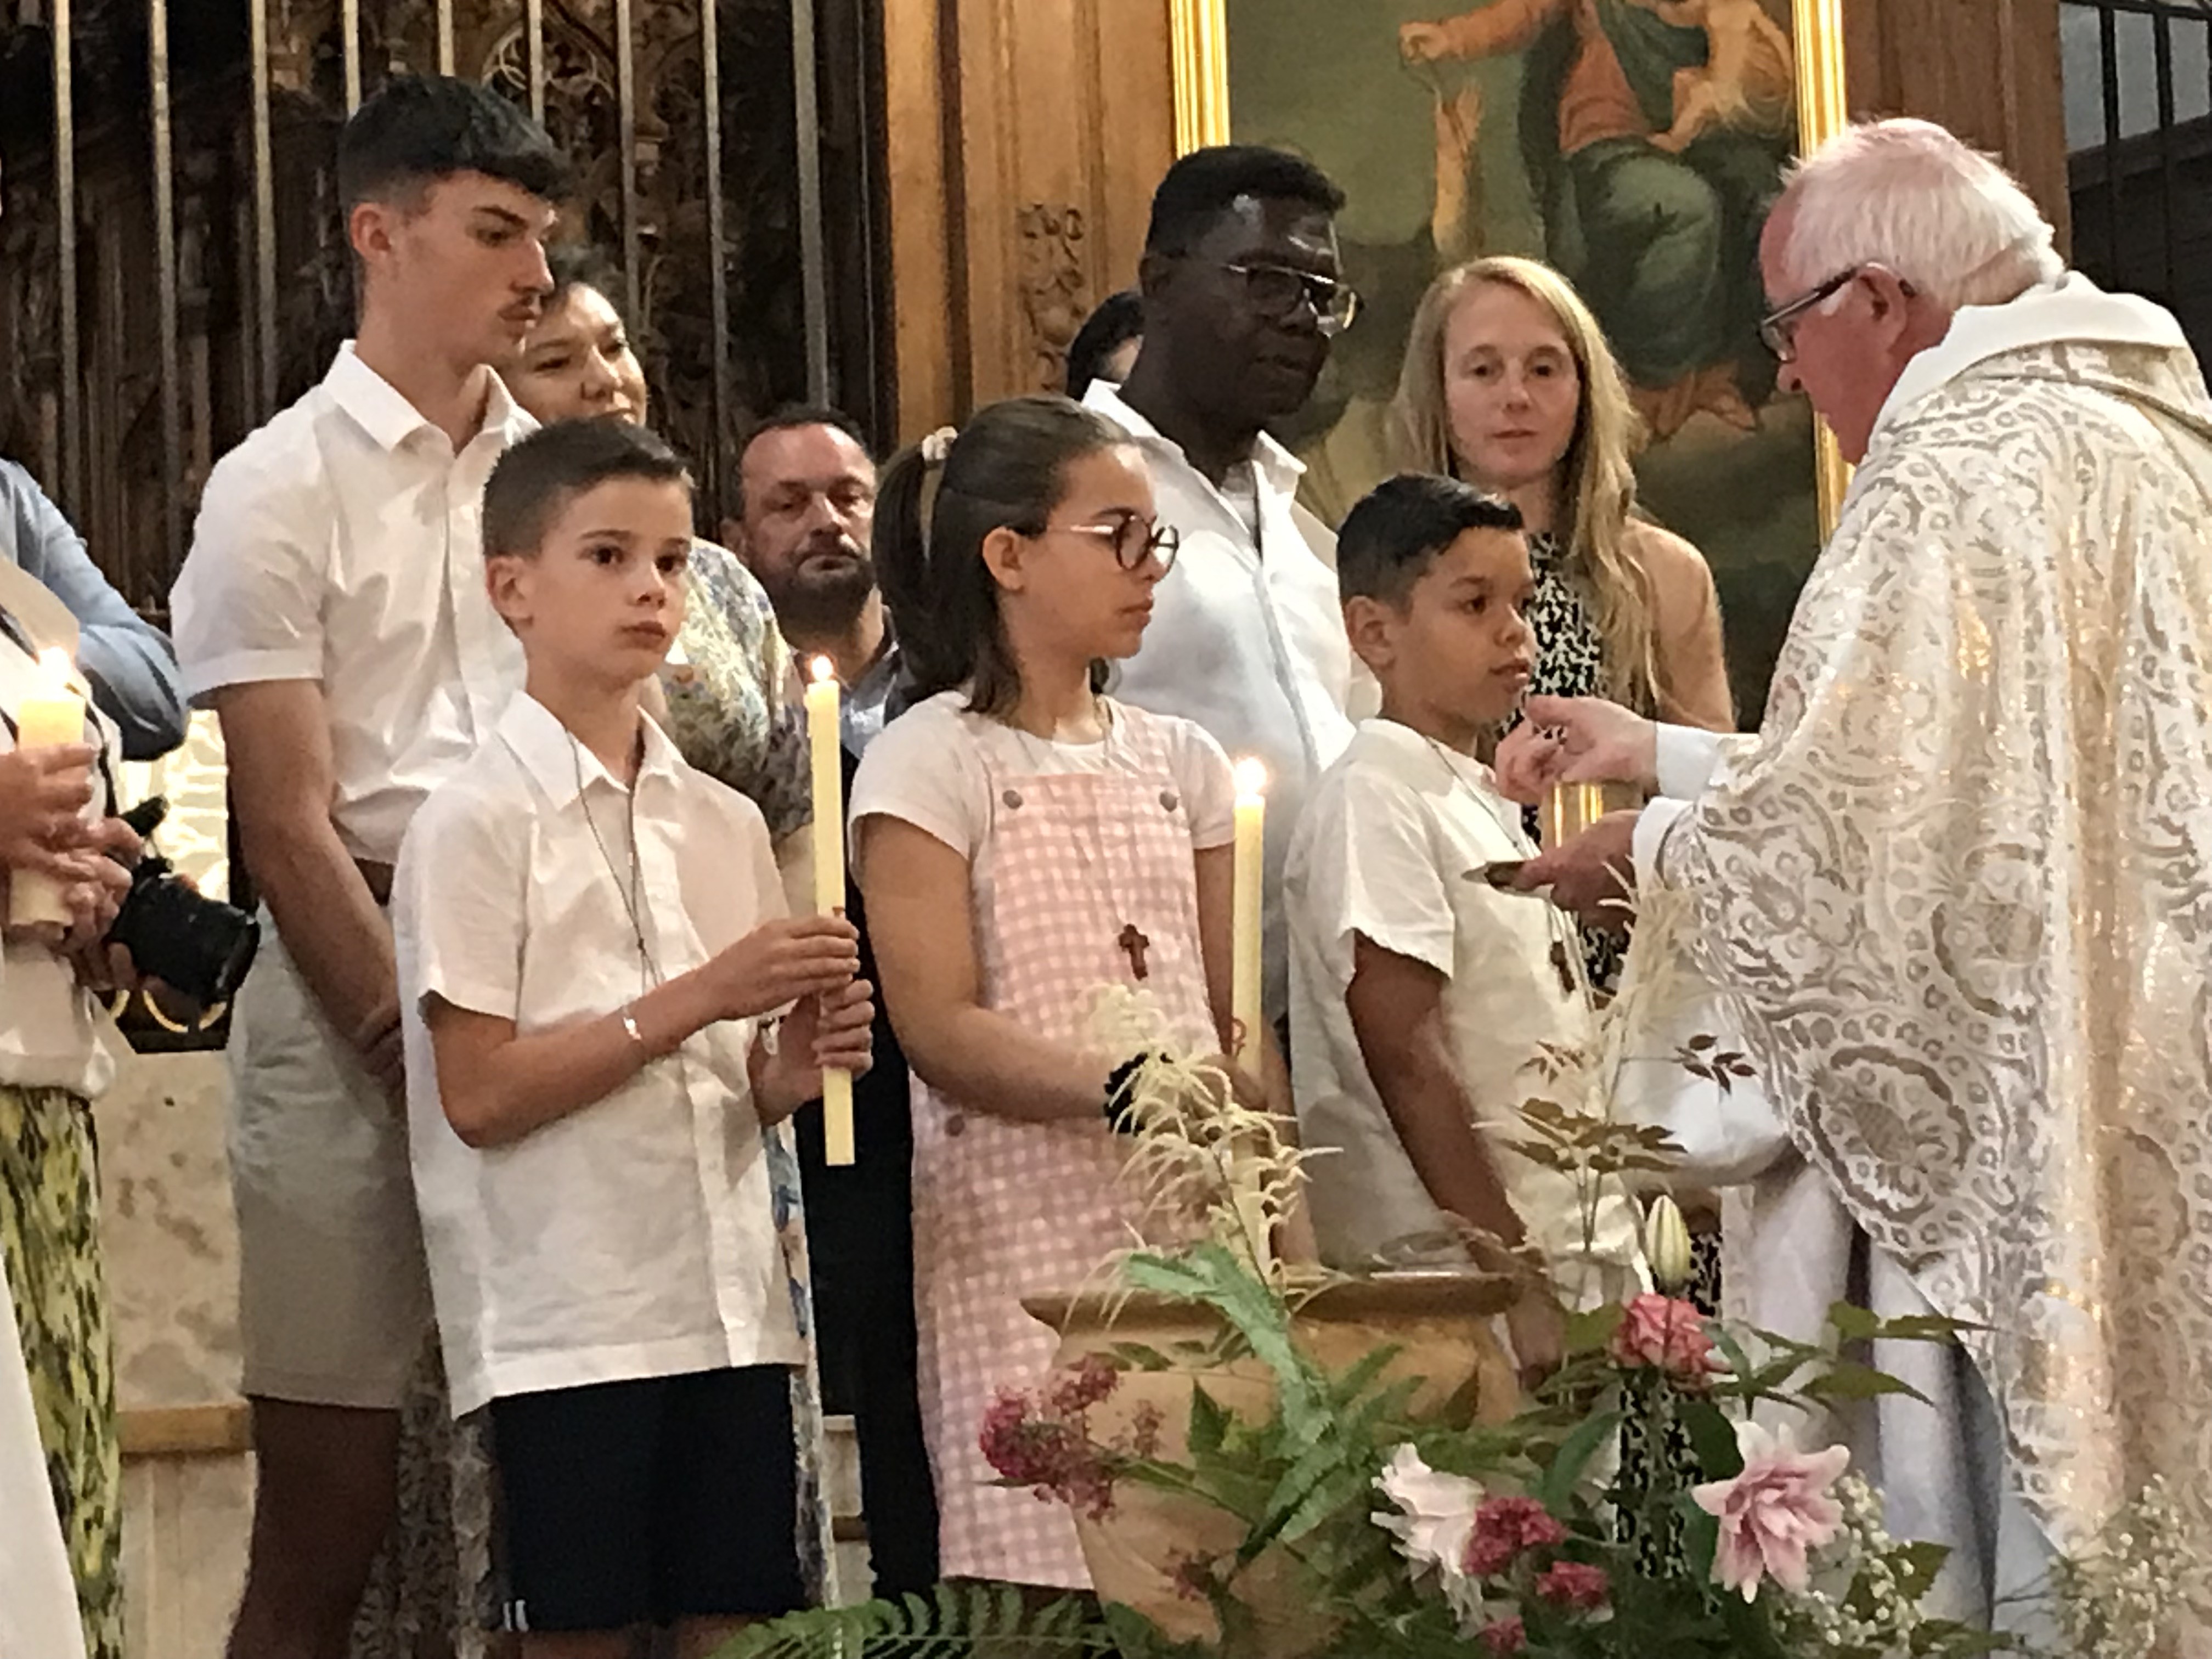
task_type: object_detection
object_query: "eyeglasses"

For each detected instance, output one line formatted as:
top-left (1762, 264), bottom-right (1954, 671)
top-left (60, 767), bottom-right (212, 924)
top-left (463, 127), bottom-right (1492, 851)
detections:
top-left (1211, 260), bottom-right (1362, 336)
top-left (1758, 264), bottom-right (1919, 362)
top-left (1757, 267), bottom-right (1861, 362)
top-left (1043, 513), bottom-right (1182, 573)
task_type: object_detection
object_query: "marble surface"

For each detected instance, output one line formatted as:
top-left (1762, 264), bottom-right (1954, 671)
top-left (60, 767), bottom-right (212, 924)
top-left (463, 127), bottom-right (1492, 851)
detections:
top-left (99, 1049), bottom-right (240, 1413)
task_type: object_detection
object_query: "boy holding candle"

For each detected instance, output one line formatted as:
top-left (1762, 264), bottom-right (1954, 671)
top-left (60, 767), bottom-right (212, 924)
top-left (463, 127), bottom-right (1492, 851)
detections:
top-left (392, 419), bottom-right (872, 1657)
top-left (1284, 473), bottom-right (1641, 1378)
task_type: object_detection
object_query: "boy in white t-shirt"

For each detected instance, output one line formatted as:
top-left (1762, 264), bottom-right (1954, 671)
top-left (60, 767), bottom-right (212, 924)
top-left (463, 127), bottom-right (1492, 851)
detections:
top-left (393, 419), bottom-right (871, 1657)
top-left (1285, 473), bottom-right (1641, 1376)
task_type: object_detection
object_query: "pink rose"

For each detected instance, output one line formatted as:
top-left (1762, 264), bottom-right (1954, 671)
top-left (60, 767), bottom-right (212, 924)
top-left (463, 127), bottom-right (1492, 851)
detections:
top-left (1534, 1559), bottom-right (1611, 1611)
top-left (1463, 1495), bottom-right (1568, 1577)
top-left (1610, 1293), bottom-right (1726, 1387)
top-left (1691, 1420), bottom-right (1850, 1599)
top-left (1480, 1616), bottom-right (1526, 1655)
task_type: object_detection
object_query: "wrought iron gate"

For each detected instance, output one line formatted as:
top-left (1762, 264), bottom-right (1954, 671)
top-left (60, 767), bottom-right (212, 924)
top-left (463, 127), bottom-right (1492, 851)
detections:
top-left (2063, 0), bottom-right (2212, 350)
top-left (0, 0), bottom-right (888, 621)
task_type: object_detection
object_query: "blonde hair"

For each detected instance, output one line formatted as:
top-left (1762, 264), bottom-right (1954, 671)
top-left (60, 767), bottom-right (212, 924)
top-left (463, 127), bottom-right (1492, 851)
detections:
top-left (1389, 256), bottom-right (1664, 716)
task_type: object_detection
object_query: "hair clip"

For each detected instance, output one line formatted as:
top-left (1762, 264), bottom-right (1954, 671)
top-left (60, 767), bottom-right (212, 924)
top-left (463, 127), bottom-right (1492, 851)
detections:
top-left (920, 426), bottom-right (958, 466)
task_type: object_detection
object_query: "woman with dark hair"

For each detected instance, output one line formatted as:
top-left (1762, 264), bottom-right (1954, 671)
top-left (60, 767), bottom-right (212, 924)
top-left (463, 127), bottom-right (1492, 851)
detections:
top-left (505, 246), bottom-right (811, 853)
top-left (852, 394), bottom-right (1279, 1595)
top-left (1063, 289), bottom-right (1143, 402)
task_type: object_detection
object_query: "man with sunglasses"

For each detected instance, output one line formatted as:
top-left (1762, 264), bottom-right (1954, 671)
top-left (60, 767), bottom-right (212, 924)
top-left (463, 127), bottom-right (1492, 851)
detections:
top-left (1497, 119), bottom-right (2212, 1645)
top-left (1085, 144), bottom-right (1361, 1034)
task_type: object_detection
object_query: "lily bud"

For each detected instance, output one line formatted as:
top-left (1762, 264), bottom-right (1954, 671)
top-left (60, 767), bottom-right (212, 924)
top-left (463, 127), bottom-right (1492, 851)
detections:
top-left (1645, 1194), bottom-right (1694, 1294)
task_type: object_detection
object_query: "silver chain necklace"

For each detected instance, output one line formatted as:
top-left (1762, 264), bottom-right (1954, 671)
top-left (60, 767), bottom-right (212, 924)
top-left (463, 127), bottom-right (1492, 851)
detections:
top-left (571, 732), bottom-right (664, 995)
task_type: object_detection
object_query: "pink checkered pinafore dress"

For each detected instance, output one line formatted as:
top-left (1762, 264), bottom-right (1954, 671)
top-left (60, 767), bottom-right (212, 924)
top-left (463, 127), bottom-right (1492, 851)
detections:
top-left (911, 703), bottom-right (1218, 1588)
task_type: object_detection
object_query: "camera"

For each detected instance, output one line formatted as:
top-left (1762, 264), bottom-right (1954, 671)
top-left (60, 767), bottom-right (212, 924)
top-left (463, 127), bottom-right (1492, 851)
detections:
top-left (104, 797), bottom-right (261, 1007)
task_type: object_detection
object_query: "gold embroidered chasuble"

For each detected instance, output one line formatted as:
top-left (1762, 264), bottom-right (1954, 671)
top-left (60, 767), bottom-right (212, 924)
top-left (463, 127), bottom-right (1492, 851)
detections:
top-left (1649, 278), bottom-right (2212, 1638)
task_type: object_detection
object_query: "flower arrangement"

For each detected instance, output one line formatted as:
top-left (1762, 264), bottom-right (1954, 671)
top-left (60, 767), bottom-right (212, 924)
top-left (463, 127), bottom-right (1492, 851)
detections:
top-left (716, 980), bottom-right (2203, 1659)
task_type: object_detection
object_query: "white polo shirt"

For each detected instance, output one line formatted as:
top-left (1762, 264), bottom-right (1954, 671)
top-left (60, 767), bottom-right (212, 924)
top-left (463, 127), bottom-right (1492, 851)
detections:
top-left (1286, 720), bottom-right (1641, 1295)
top-left (394, 693), bottom-right (803, 1415)
top-left (1083, 381), bottom-right (1356, 1021)
top-left (171, 345), bottom-right (531, 865)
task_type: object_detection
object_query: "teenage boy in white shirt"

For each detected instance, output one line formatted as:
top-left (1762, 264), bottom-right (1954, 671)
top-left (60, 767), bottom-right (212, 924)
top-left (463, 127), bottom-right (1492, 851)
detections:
top-left (169, 75), bottom-right (567, 1659)
top-left (1285, 474), bottom-right (1642, 1381)
top-left (396, 417), bottom-right (871, 1658)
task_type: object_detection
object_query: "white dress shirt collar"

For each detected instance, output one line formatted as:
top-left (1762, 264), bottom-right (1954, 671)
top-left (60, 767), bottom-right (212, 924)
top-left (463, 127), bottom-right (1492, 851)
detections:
top-left (495, 691), bottom-right (687, 808)
top-left (324, 343), bottom-right (526, 456)
top-left (1084, 380), bottom-right (1308, 508)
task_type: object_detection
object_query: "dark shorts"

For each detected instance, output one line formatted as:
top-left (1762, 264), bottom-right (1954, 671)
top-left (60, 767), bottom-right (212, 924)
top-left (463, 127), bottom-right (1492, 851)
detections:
top-left (489, 1365), bottom-right (805, 1633)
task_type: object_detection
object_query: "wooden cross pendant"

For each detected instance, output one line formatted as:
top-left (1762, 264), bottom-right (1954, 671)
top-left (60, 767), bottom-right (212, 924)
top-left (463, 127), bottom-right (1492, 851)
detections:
top-left (1118, 922), bottom-right (1152, 981)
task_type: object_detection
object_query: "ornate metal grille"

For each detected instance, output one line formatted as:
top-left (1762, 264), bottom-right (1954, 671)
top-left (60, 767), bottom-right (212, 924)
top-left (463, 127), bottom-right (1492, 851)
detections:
top-left (0, 0), bottom-right (888, 620)
top-left (2063, 0), bottom-right (2212, 350)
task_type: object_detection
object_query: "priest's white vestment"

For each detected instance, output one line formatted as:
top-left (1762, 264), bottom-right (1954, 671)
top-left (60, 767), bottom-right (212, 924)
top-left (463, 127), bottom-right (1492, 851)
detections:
top-left (1624, 275), bottom-right (2212, 1644)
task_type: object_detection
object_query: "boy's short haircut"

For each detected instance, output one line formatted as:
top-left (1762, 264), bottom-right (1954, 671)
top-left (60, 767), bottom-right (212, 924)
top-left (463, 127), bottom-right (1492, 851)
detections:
top-left (483, 418), bottom-right (692, 559)
top-left (337, 74), bottom-right (571, 211)
top-left (1337, 473), bottom-right (1524, 607)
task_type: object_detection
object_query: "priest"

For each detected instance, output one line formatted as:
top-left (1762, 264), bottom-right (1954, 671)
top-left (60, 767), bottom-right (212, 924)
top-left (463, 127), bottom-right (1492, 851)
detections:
top-left (1500, 119), bottom-right (2212, 1644)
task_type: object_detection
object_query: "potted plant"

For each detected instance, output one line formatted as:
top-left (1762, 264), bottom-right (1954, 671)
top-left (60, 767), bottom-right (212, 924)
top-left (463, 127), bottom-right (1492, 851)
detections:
top-left (719, 984), bottom-right (2203, 1659)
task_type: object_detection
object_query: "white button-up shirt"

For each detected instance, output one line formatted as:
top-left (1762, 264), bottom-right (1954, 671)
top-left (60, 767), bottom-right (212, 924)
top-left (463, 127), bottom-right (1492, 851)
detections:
top-left (1083, 381), bottom-right (1356, 1020)
top-left (394, 693), bottom-right (803, 1415)
top-left (171, 345), bottom-right (531, 864)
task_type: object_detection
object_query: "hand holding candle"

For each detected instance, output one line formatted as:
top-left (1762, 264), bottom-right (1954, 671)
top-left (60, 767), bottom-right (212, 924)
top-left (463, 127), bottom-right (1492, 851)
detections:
top-left (6, 648), bottom-right (91, 935)
top-left (804, 657), bottom-right (856, 1165)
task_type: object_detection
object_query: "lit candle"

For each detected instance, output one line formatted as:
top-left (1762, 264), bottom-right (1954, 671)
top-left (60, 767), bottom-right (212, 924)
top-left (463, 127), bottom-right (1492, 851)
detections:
top-left (1230, 758), bottom-right (1266, 1080)
top-left (1539, 781), bottom-right (1611, 849)
top-left (1228, 758), bottom-right (1274, 1276)
top-left (8, 647), bottom-right (86, 933)
top-left (804, 657), bottom-right (855, 1165)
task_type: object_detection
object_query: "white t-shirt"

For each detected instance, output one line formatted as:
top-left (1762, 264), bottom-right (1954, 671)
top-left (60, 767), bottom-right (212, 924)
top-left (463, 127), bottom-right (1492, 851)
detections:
top-left (1286, 719), bottom-right (1641, 1288)
top-left (394, 693), bottom-right (803, 1416)
top-left (849, 691), bottom-right (1238, 879)
top-left (1083, 382), bottom-right (1356, 1024)
top-left (172, 345), bottom-right (532, 865)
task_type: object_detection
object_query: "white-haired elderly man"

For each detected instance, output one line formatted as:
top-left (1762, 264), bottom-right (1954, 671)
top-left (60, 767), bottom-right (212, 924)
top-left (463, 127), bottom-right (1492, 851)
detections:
top-left (1498, 118), bottom-right (2212, 1641)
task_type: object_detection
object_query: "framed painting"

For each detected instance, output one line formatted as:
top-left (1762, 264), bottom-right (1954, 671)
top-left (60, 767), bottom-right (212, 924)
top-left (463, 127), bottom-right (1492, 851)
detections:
top-left (1172, 0), bottom-right (1848, 725)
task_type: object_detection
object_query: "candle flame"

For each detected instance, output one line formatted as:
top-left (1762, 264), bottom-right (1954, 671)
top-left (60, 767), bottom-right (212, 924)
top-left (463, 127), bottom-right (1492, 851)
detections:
top-left (1233, 757), bottom-right (1268, 799)
top-left (809, 655), bottom-right (836, 685)
top-left (37, 647), bottom-right (72, 690)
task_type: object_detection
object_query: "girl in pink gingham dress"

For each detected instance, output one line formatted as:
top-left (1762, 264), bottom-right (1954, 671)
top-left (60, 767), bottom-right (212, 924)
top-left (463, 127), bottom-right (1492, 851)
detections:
top-left (851, 396), bottom-right (1279, 1592)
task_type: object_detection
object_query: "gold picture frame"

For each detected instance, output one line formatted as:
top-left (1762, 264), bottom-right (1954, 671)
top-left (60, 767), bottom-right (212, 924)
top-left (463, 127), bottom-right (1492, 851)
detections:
top-left (1169, 0), bottom-right (1853, 533)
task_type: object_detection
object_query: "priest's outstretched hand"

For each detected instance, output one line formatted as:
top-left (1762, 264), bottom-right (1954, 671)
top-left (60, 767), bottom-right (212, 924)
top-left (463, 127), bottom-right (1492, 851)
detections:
top-left (1511, 810), bottom-right (1639, 931)
top-left (1493, 695), bottom-right (1658, 804)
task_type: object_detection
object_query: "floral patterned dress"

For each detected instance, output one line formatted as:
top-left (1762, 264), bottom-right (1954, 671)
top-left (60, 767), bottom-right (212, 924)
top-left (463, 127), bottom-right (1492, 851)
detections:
top-left (1, 1086), bottom-right (122, 1659)
top-left (660, 538), bottom-right (836, 1602)
top-left (1510, 531), bottom-right (1623, 991)
top-left (661, 540), bottom-right (814, 844)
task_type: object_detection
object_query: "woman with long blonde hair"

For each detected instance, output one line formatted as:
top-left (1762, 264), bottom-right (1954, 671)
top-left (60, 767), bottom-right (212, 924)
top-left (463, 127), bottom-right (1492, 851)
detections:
top-left (1391, 256), bottom-right (1733, 732)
